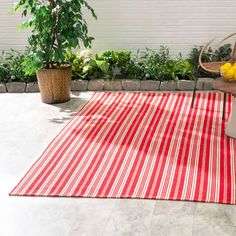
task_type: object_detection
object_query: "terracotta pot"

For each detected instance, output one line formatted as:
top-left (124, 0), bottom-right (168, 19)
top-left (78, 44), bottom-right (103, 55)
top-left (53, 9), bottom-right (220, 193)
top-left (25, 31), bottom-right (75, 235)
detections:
top-left (37, 66), bottom-right (72, 104)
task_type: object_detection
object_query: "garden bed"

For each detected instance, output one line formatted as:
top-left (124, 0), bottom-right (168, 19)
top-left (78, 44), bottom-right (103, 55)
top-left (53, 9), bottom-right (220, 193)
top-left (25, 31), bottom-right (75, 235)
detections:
top-left (1, 45), bottom-right (228, 94)
top-left (0, 78), bottom-right (214, 93)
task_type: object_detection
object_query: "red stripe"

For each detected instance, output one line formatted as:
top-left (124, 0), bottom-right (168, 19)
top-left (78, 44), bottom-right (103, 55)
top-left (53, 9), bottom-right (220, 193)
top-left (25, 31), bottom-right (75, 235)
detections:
top-left (11, 92), bottom-right (105, 194)
top-left (46, 92), bottom-right (130, 195)
top-left (169, 93), bottom-right (199, 200)
top-left (118, 93), bottom-right (169, 197)
top-left (10, 92), bottom-right (236, 204)
top-left (201, 92), bottom-right (217, 202)
top-left (157, 93), bottom-right (190, 199)
top-left (219, 95), bottom-right (227, 203)
top-left (226, 94), bottom-right (232, 203)
top-left (98, 93), bottom-right (170, 197)
top-left (24, 92), bottom-right (119, 195)
top-left (68, 93), bottom-right (146, 194)
top-left (94, 93), bottom-right (163, 197)
top-left (144, 93), bottom-right (187, 198)
top-left (193, 93), bottom-right (212, 201)
top-left (208, 92), bottom-right (221, 202)
top-left (74, 93), bottom-right (155, 196)
top-left (181, 92), bottom-right (203, 200)
top-left (59, 92), bottom-right (141, 196)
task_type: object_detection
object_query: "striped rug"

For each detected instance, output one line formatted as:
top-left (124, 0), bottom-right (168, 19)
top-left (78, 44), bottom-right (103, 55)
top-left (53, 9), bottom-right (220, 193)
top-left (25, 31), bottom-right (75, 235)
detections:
top-left (10, 92), bottom-right (236, 204)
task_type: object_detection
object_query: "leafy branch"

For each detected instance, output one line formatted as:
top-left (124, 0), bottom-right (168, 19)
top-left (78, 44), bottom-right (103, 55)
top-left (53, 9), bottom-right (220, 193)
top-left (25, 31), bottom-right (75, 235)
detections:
top-left (13, 0), bottom-right (97, 74)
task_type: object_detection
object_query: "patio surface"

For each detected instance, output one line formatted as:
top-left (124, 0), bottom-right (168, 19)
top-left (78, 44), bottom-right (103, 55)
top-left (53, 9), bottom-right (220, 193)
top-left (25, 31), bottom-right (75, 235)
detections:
top-left (0, 92), bottom-right (236, 236)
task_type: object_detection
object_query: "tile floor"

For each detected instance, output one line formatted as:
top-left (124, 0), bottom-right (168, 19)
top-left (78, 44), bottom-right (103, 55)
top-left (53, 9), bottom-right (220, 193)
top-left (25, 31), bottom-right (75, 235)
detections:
top-left (0, 92), bottom-right (236, 236)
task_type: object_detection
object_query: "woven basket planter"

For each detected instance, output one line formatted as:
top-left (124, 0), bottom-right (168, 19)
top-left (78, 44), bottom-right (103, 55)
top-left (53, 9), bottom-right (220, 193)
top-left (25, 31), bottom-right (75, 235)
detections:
top-left (37, 66), bottom-right (72, 104)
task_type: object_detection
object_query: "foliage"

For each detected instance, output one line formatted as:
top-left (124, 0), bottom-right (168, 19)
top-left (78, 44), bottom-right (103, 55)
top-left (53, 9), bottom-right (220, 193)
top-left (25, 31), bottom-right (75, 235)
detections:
top-left (66, 50), bottom-right (132, 80)
top-left (142, 47), bottom-right (172, 81)
top-left (0, 52), bottom-right (10, 83)
top-left (65, 49), bottom-right (109, 80)
top-left (96, 50), bottom-right (132, 80)
top-left (124, 51), bottom-right (145, 80)
top-left (188, 44), bottom-right (232, 77)
top-left (6, 49), bottom-right (36, 82)
top-left (13, 0), bottom-right (97, 74)
top-left (168, 55), bottom-right (194, 81)
top-left (2, 45), bottom-right (223, 83)
top-left (0, 49), bottom-right (36, 83)
top-left (125, 47), bottom-right (194, 81)
top-left (212, 43), bottom-right (232, 62)
top-left (65, 50), bottom-right (87, 79)
top-left (87, 59), bottom-right (110, 80)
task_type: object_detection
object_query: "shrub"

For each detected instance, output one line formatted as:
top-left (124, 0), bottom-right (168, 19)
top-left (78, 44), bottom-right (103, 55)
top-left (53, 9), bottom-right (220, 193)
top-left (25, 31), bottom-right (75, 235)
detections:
top-left (6, 49), bottom-right (36, 82)
top-left (0, 52), bottom-right (10, 83)
top-left (125, 47), bottom-right (194, 81)
top-left (0, 49), bottom-right (36, 83)
top-left (142, 47), bottom-right (172, 81)
top-left (65, 50), bottom-right (88, 80)
top-left (188, 44), bottom-right (232, 77)
top-left (87, 59), bottom-right (110, 80)
top-left (124, 51), bottom-right (145, 80)
top-left (66, 50), bottom-right (132, 81)
top-left (0, 46), bottom-right (209, 83)
top-left (65, 49), bottom-right (110, 80)
top-left (169, 55), bottom-right (194, 81)
top-left (96, 50), bottom-right (132, 79)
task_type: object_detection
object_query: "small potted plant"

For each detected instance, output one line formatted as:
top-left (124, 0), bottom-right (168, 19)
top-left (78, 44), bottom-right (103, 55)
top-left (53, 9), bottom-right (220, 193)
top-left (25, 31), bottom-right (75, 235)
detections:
top-left (13, 0), bottom-right (96, 104)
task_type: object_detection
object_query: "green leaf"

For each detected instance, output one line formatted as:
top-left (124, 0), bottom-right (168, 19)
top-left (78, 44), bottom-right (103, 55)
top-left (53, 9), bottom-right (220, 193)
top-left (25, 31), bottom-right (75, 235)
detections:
top-left (12, 0), bottom-right (97, 69)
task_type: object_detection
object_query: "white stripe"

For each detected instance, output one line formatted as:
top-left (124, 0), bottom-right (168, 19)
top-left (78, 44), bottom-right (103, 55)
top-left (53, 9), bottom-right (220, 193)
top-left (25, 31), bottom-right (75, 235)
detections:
top-left (157, 94), bottom-right (190, 199)
top-left (110, 94), bottom-right (164, 198)
top-left (165, 94), bottom-right (192, 199)
top-left (89, 93), bottom-right (160, 197)
top-left (25, 93), bottom-right (114, 195)
top-left (63, 93), bottom-right (143, 196)
top-left (139, 94), bottom-right (176, 198)
top-left (189, 92), bottom-right (209, 200)
top-left (105, 94), bottom-right (161, 197)
top-left (230, 140), bottom-right (235, 204)
top-left (133, 94), bottom-right (172, 198)
top-left (146, 94), bottom-right (181, 197)
top-left (12, 92), bottom-right (103, 193)
top-left (39, 93), bottom-right (126, 195)
top-left (136, 94), bottom-right (189, 198)
top-left (181, 93), bottom-right (204, 199)
top-left (190, 93), bottom-right (211, 200)
top-left (215, 93), bottom-right (222, 202)
top-left (115, 93), bottom-right (179, 196)
top-left (206, 92), bottom-right (221, 202)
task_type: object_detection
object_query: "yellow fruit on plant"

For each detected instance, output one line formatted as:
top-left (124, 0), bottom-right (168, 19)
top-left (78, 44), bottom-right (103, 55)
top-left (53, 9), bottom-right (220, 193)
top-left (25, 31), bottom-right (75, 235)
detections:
top-left (223, 68), bottom-right (234, 80)
top-left (220, 62), bottom-right (232, 72)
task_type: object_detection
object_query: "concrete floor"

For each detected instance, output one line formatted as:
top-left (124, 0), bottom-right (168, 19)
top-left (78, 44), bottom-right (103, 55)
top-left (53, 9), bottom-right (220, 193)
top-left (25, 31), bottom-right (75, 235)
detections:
top-left (0, 92), bottom-right (236, 236)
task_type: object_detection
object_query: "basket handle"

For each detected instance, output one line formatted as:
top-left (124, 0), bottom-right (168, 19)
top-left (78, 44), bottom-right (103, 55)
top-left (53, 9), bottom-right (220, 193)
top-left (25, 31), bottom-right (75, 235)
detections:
top-left (231, 42), bottom-right (236, 61)
top-left (199, 39), bottom-right (215, 72)
top-left (199, 33), bottom-right (236, 71)
top-left (217, 32), bottom-right (236, 60)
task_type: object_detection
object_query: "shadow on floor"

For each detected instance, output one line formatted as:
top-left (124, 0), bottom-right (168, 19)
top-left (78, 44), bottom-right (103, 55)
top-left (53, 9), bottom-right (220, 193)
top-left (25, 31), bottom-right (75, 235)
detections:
top-left (48, 96), bottom-right (87, 124)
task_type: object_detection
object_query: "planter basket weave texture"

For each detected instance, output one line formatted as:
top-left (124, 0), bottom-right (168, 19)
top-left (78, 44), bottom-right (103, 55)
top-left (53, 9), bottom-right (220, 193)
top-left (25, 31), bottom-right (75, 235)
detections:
top-left (37, 66), bottom-right (71, 104)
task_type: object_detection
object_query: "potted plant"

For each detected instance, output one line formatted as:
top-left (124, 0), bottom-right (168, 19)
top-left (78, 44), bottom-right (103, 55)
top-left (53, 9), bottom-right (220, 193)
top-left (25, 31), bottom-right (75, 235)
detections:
top-left (13, 0), bottom-right (96, 104)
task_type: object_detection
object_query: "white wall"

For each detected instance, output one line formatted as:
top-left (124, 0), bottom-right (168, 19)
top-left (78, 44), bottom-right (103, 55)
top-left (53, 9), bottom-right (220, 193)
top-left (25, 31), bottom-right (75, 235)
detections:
top-left (1, 0), bottom-right (236, 56)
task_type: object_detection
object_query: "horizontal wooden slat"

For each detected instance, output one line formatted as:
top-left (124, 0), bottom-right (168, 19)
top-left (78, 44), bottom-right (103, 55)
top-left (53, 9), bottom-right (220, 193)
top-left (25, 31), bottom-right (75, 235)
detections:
top-left (1, 0), bottom-right (236, 56)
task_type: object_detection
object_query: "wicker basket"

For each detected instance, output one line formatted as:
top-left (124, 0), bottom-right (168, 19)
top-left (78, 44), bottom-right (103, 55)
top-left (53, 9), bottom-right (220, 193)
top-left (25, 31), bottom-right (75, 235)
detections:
top-left (199, 33), bottom-right (236, 74)
top-left (37, 66), bottom-right (72, 104)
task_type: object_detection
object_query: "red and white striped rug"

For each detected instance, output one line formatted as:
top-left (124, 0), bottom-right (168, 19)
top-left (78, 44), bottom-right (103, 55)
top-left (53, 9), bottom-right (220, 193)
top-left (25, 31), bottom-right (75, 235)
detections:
top-left (10, 92), bottom-right (236, 204)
